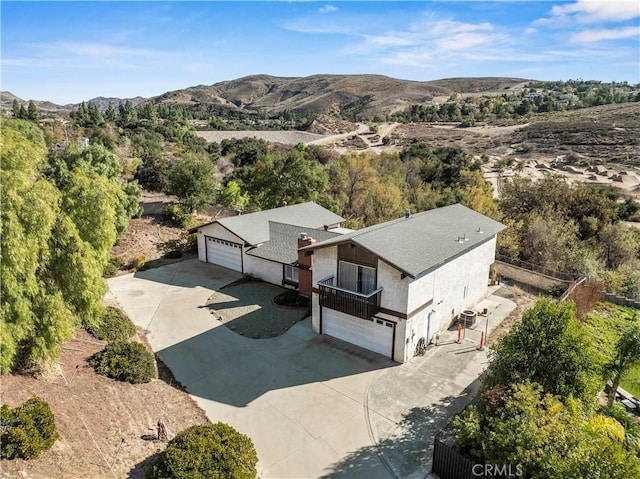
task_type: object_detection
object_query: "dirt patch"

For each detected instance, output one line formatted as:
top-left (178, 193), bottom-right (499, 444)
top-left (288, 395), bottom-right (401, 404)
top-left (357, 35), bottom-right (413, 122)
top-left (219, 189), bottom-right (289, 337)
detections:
top-left (0, 329), bottom-right (209, 479)
top-left (487, 284), bottom-right (538, 346)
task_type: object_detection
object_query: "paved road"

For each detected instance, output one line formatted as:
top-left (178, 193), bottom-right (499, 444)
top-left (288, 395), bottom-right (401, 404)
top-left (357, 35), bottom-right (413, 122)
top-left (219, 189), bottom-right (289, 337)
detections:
top-left (107, 259), bottom-right (516, 479)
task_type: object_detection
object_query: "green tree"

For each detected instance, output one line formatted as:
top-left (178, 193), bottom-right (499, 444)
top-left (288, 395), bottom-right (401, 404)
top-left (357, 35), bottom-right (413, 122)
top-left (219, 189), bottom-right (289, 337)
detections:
top-left (11, 99), bottom-right (20, 118)
top-left (105, 103), bottom-right (117, 122)
top-left (146, 423), bottom-right (258, 479)
top-left (27, 100), bottom-right (38, 122)
top-left (488, 298), bottom-right (598, 401)
top-left (605, 323), bottom-right (640, 407)
top-left (167, 157), bottom-right (218, 212)
top-left (1, 119), bottom-right (122, 372)
top-left (220, 180), bottom-right (249, 212)
top-left (235, 148), bottom-right (328, 210)
top-left (454, 382), bottom-right (640, 479)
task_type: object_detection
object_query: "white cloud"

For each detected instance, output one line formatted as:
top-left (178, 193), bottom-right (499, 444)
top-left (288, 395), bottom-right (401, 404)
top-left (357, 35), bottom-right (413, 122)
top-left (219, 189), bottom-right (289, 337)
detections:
top-left (524, 27), bottom-right (537, 35)
top-left (539, 0), bottom-right (639, 24)
top-left (571, 26), bottom-right (640, 43)
top-left (318, 5), bottom-right (338, 14)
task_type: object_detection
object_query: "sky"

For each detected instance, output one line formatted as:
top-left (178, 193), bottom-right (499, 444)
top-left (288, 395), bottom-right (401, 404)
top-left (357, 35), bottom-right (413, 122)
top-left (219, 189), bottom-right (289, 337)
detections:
top-left (1, 1), bottom-right (639, 104)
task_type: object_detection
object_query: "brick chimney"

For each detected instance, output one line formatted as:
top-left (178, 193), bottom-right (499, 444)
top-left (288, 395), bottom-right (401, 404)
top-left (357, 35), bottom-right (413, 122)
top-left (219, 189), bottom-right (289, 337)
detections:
top-left (297, 233), bottom-right (316, 297)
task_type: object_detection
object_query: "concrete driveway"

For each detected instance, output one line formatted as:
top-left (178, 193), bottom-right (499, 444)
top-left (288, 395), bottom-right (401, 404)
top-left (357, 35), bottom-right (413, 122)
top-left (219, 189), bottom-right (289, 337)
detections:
top-left (107, 259), bottom-right (516, 479)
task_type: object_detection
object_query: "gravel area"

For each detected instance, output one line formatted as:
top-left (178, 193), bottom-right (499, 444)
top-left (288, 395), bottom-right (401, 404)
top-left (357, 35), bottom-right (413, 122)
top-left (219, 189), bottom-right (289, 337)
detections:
top-left (196, 130), bottom-right (327, 145)
top-left (206, 281), bottom-right (310, 338)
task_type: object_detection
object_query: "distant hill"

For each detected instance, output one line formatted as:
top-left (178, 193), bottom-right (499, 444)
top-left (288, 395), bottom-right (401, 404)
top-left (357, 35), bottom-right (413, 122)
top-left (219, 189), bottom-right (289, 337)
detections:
top-left (1, 74), bottom-right (530, 118)
top-left (154, 74), bottom-right (530, 118)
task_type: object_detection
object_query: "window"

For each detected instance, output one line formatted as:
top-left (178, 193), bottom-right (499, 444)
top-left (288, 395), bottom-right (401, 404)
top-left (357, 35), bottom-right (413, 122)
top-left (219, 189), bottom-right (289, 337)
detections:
top-left (284, 265), bottom-right (299, 283)
top-left (338, 261), bottom-right (376, 294)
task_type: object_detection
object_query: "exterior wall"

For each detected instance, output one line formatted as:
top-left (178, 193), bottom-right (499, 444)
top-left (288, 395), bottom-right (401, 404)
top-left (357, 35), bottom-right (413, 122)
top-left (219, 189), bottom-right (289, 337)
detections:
top-left (393, 318), bottom-right (407, 363)
top-left (377, 260), bottom-right (409, 315)
top-left (310, 235), bottom-right (498, 363)
top-left (311, 246), bottom-right (338, 286)
top-left (311, 293), bottom-right (321, 333)
top-left (243, 255), bottom-right (283, 286)
top-left (410, 236), bottom-right (496, 344)
top-left (196, 223), bottom-right (245, 263)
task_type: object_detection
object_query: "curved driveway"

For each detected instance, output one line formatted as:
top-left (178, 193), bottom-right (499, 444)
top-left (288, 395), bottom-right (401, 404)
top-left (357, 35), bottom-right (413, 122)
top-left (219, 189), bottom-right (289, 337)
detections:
top-left (107, 259), bottom-right (515, 479)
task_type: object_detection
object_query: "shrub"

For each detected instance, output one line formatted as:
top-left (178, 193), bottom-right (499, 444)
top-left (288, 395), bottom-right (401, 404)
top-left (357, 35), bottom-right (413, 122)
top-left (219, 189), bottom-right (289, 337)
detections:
top-left (163, 249), bottom-right (183, 259)
top-left (1, 397), bottom-right (58, 459)
top-left (186, 233), bottom-right (198, 252)
top-left (146, 423), bottom-right (258, 479)
top-left (163, 203), bottom-right (194, 229)
top-left (89, 341), bottom-right (156, 384)
top-left (103, 262), bottom-right (118, 278)
top-left (129, 255), bottom-right (146, 272)
top-left (87, 306), bottom-right (137, 342)
top-left (109, 256), bottom-right (125, 268)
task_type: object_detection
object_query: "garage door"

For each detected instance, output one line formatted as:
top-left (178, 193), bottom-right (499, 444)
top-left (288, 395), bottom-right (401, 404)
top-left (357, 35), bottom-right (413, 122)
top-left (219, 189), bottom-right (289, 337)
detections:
top-left (323, 308), bottom-right (393, 358)
top-left (205, 237), bottom-right (242, 272)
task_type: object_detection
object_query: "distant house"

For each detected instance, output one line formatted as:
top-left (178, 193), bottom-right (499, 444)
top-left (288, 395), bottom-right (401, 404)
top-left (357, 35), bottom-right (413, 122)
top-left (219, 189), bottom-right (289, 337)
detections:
top-left (299, 204), bottom-right (505, 362)
top-left (191, 202), bottom-right (345, 287)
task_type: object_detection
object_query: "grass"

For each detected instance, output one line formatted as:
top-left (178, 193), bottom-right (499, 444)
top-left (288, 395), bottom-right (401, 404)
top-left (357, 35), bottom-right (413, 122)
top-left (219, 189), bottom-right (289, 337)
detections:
top-left (583, 302), bottom-right (640, 397)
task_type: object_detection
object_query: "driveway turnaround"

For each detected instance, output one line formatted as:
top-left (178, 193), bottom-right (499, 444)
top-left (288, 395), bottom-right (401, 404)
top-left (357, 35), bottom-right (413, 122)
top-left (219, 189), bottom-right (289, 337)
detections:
top-left (107, 259), bottom-right (516, 479)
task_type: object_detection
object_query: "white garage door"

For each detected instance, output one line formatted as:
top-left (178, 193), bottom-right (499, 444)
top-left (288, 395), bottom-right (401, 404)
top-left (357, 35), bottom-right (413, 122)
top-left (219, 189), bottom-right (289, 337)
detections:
top-left (205, 237), bottom-right (242, 272)
top-left (323, 308), bottom-right (393, 358)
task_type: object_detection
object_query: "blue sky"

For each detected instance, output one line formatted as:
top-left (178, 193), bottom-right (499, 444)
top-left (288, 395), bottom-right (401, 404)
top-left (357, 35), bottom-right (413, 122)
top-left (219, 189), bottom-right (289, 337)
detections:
top-left (2, 1), bottom-right (639, 104)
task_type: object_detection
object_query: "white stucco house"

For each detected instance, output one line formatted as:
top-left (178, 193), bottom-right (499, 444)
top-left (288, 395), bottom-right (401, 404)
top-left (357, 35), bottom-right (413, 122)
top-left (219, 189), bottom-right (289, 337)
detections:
top-left (299, 204), bottom-right (505, 363)
top-left (192, 202), bottom-right (505, 363)
top-left (191, 202), bottom-right (345, 287)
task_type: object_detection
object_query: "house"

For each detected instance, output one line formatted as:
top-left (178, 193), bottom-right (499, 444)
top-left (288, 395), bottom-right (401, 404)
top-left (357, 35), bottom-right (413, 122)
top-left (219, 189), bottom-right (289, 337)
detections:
top-left (299, 204), bottom-right (505, 363)
top-left (192, 202), bottom-right (345, 287)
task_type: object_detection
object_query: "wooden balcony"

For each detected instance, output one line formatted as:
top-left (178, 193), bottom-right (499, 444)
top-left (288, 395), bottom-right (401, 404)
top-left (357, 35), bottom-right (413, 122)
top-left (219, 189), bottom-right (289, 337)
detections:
top-left (318, 275), bottom-right (383, 320)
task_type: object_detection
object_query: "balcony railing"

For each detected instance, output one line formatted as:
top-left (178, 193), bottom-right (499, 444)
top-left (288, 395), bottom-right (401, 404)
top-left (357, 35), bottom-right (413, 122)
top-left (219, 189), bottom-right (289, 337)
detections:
top-left (318, 275), bottom-right (383, 320)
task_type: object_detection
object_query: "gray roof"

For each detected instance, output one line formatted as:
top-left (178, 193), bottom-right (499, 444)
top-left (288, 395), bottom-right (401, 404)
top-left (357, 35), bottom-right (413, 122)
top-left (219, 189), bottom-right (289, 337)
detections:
top-left (246, 222), bottom-right (342, 264)
top-left (195, 202), bottom-right (344, 246)
top-left (302, 204), bottom-right (505, 278)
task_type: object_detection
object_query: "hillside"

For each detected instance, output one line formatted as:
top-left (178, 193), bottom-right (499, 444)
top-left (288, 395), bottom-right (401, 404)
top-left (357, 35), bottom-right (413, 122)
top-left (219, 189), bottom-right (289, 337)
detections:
top-left (1, 74), bottom-right (530, 118)
top-left (153, 74), bottom-right (529, 118)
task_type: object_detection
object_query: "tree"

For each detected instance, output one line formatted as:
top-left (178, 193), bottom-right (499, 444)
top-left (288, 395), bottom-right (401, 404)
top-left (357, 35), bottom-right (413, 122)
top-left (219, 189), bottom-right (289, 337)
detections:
top-left (11, 99), bottom-right (20, 118)
top-left (598, 223), bottom-right (640, 270)
top-left (105, 103), bottom-right (117, 122)
top-left (454, 382), bottom-right (640, 479)
top-left (166, 157), bottom-right (218, 212)
top-left (220, 180), bottom-right (249, 212)
top-left (605, 323), bottom-right (640, 407)
top-left (146, 423), bottom-right (258, 479)
top-left (27, 100), bottom-right (38, 122)
top-left (1, 119), bottom-right (123, 373)
top-left (234, 148), bottom-right (328, 210)
top-left (488, 298), bottom-right (598, 401)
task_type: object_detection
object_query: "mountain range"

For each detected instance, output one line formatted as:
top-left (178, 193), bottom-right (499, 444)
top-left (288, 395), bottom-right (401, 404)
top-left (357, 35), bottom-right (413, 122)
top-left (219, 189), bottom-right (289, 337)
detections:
top-left (1, 74), bottom-right (529, 118)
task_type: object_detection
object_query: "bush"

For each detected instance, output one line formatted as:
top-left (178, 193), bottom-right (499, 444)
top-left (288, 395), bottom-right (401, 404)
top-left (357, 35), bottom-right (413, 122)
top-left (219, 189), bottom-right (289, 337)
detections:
top-left (104, 255), bottom-right (126, 277)
top-left (89, 341), bottom-right (156, 384)
top-left (129, 255), bottom-right (146, 272)
top-left (186, 233), bottom-right (198, 252)
top-left (109, 255), bottom-right (125, 267)
top-left (163, 249), bottom-right (183, 259)
top-left (163, 203), bottom-right (195, 229)
top-left (87, 306), bottom-right (137, 342)
top-left (146, 423), bottom-right (258, 479)
top-left (1, 397), bottom-right (58, 459)
top-left (103, 262), bottom-right (118, 278)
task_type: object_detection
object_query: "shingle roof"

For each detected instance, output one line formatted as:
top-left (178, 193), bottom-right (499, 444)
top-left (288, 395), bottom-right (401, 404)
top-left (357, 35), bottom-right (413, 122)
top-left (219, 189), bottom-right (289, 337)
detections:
top-left (302, 204), bottom-right (505, 278)
top-left (246, 222), bottom-right (342, 264)
top-left (194, 202), bottom-right (344, 246)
